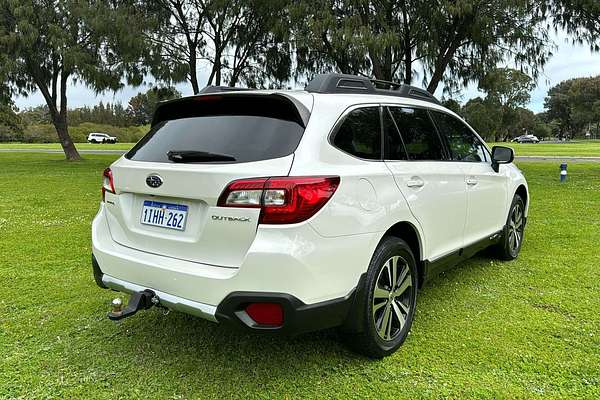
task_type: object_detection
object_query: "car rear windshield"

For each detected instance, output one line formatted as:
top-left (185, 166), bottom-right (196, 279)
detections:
top-left (126, 94), bottom-right (307, 164)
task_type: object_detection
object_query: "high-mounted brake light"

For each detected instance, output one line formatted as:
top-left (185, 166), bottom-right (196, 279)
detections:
top-left (102, 168), bottom-right (115, 201)
top-left (217, 176), bottom-right (340, 224)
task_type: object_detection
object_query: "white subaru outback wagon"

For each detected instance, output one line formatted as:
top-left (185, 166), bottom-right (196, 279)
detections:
top-left (92, 74), bottom-right (528, 358)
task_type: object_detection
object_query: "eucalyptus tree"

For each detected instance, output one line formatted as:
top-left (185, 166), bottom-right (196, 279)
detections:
top-left (145, 0), bottom-right (205, 94)
top-left (0, 0), bottom-right (149, 160)
top-left (544, 76), bottom-right (600, 137)
top-left (0, 94), bottom-right (22, 141)
top-left (551, 0), bottom-right (600, 50)
top-left (478, 68), bottom-right (535, 141)
top-left (291, 0), bottom-right (551, 94)
top-left (422, 0), bottom-right (550, 93)
top-left (222, 0), bottom-right (293, 87)
top-left (147, 0), bottom-right (292, 91)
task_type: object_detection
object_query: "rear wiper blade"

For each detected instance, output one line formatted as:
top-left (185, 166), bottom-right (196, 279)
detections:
top-left (167, 150), bottom-right (236, 162)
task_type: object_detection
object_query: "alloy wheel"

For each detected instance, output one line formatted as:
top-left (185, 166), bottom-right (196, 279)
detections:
top-left (508, 203), bottom-right (524, 253)
top-left (372, 256), bottom-right (413, 341)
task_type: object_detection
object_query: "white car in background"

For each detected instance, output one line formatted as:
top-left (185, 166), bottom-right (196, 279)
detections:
top-left (88, 132), bottom-right (118, 144)
top-left (512, 134), bottom-right (540, 143)
top-left (92, 74), bottom-right (529, 358)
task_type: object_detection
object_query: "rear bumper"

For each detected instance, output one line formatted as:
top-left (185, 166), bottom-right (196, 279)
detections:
top-left (93, 255), bottom-right (362, 334)
top-left (97, 266), bottom-right (218, 322)
top-left (92, 204), bottom-right (379, 332)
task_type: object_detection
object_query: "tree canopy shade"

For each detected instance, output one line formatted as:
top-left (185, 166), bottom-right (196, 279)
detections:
top-left (0, 0), bottom-right (148, 160)
top-left (291, 0), bottom-right (551, 94)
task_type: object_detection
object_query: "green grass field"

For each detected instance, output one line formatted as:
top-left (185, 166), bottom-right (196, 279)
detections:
top-left (0, 142), bottom-right (135, 151)
top-left (2, 140), bottom-right (600, 157)
top-left (489, 141), bottom-right (600, 157)
top-left (1, 153), bottom-right (599, 399)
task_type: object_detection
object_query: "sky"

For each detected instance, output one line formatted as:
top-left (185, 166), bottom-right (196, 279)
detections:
top-left (13, 29), bottom-right (600, 114)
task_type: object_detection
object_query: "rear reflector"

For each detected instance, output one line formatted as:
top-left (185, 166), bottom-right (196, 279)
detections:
top-left (245, 303), bottom-right (284, 326)
top-left (218, 176), bottom-right (340, 224)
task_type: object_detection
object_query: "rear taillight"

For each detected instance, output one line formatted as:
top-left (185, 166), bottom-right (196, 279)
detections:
top-left (102, 168), bottom-right (115, 201)
top-left (217, 176), bottom-right (340, 224)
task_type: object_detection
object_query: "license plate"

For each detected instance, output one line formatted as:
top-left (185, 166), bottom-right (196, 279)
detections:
top-left (141, 200), bottom-right (188, 231)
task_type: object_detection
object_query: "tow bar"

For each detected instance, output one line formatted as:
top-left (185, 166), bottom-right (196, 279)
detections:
top-left (108, 289), bottom-right (159, 321)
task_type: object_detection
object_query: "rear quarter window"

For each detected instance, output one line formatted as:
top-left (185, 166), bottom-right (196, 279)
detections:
top-left (331, 107), bottom-right (382, 160)
top-left (126, 95), bottom-right (307, 164)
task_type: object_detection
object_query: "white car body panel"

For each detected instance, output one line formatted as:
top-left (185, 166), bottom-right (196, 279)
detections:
top-left (91, 87), bottom-right (529, 323)
top-left (93, 202), bottom-right (378, 305)
top-left (385, 160), bottom-right (467, 261)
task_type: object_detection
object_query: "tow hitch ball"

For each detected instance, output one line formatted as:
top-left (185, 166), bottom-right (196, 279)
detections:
top-left (108, 289), bottom-right (159, 321)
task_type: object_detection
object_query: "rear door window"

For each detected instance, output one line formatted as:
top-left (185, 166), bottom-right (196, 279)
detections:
top-left (332, 107), bottom-right (382, 160)
top-left (388, 107), bottom-right (445, 161)
top-left (431, 111), bottom-right (489, 162)
top-left (126, 95), bottom-right (306, 163)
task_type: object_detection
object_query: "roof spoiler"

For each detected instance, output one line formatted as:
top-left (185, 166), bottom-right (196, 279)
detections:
top-left (152, 93), bottom-right (311, 128)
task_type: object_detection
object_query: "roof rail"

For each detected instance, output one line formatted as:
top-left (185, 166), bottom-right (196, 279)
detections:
top-left (305, 73), bottom-right (440, 105)
top-left (199, 85), bottom-right (252, 94)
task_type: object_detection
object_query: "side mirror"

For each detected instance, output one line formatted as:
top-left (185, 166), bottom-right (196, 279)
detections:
top-left (491, 146), bottom-right (514, 172)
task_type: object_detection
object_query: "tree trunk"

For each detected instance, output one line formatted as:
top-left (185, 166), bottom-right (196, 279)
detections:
top-left (426, 43), bottom-right (459, 94)
top-left (207, 55), bottom-right (222, 86)
top-left (229, 71), bottom-right (239, 87)
top-left (53, 113), bottom-right (81, 161)
top-left (57, 70), bottom-right (81, 161)
top-left (404, 46), bottom-right (412, 84)
top-left (189, 57), bottom-right (200, 94)
top-left (427, 65), bottom-right (445, 94)
top-left (32, 66), bottom-right (81, 161)
top-left (215, 57), bottom-right (222, 86)
top-left (371, 57), bottom-right (383, 80)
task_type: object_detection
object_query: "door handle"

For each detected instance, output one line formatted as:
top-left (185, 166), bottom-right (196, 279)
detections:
top-left (406, 177), bottom-right (425, 188)
top-left (466, 177), bottom-right (478, 186)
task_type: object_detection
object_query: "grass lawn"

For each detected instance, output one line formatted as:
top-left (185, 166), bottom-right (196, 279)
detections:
top-left (488, 140), bottom-right (600, 157)
top-left (2, 140), bottom-right (600, 157)
top-left (0, 154), bottom-right (599, 399)
top-left (0, 142), bottom-right (135, 151)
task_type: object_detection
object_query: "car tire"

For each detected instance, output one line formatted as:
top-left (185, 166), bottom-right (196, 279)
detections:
top-left (341, 236), bottom-right (418, 358)
top-left (494, 194), bottom-right (526, 260)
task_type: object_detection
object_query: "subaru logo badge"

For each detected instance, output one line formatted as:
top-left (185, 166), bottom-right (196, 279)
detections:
top-left (146, 174), bottom-right (163, 188)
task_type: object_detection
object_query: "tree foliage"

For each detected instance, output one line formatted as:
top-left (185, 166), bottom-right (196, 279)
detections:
top-left (551, 0), bottom-right (600, 50)
top-left (146, 0), bottom-right (292, 93)
top-left (290, 0), bottom-right (551, 93)
top-left (0, 95), bottom-right (23, 141)
top-left (544, 76), bottom-right (600, 138)
top-left (0, 0), bottom-right (149, 159)
top-left (127, 86), bottom-right (181, 125)
top-left (475, 68), bottom-right (535, 140)
top-left (462, 97), bottom-right (503, 140)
